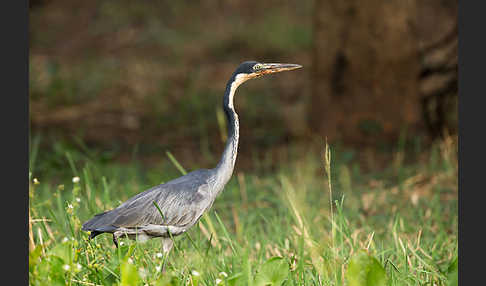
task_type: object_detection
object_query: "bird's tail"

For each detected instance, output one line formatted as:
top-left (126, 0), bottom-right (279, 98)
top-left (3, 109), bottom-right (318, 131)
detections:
top-left (82, 210), bottom-right (117, 237)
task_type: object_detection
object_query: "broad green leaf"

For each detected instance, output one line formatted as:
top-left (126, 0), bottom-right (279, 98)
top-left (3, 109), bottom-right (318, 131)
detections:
top-left (49, 241), bottom-right (72, 263)
top-left (120, 258), bottom-right (140, 286)
top-left (447, 257), bottom-right (458, 286)
top-left (29, 244), bottom-right (43, 270)
top-left (227, 273), bottom-right (244, 286)
top-left (254, 257), bottom-right (289, 286)
top-left (121, 243), bottom-right (136, 260)
top-left (155, 274), bottom-right (178, 286)
top-left (346, 250), bottom-right (388, 286)
top-left (35, 256), bottom-right (50, 279)
top-left (49, 256), bottom-right (68, 286)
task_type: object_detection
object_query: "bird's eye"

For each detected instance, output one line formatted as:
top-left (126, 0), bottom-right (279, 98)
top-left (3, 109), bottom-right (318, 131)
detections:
top-left (253, 64), bottom-right (263, 71)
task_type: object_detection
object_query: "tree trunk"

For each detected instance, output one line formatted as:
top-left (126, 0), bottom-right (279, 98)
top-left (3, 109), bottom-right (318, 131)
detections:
top-left (310, 0), bottom-right (421, 144)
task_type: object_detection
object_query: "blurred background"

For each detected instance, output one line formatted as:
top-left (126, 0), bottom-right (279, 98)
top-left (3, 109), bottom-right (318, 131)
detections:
top-left (29, 0), bottom-right (457, 177)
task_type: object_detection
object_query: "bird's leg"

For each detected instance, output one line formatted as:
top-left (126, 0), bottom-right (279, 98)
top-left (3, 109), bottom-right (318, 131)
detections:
top-left (112, 233), bottom-right (119, 248)
top-left (160, 238), bottom-right (174, 272)
top-left (162, 238), bottom-right (174, 254)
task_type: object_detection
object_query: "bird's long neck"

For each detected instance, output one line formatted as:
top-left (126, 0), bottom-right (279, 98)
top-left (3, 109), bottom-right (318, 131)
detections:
top-left (214, 74), bottom-right (245, 191)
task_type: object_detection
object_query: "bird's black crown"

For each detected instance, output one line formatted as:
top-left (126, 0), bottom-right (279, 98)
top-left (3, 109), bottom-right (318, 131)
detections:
top-left (233, 61), bottom-right (260, 75)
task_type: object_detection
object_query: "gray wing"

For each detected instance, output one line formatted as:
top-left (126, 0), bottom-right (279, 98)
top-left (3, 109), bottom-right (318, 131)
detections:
top-left (82, 169), bottom-right (213, 233)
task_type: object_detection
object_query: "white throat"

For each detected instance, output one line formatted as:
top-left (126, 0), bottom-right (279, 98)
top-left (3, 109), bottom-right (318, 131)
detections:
top-left (228, 73), bottom-right (249, 109)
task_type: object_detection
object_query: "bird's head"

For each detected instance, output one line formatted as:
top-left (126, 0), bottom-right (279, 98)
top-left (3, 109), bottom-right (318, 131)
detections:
top-left (230, 61), bottom-right (302, 86)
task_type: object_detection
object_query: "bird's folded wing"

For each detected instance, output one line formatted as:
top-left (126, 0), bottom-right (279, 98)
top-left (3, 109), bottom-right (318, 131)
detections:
top-left (111, 181), bottom-right (210, 228)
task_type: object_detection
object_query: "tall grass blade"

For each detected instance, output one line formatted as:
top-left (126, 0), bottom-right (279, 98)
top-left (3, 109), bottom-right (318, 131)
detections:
top-left (166, 151), bottom-right (187, 175)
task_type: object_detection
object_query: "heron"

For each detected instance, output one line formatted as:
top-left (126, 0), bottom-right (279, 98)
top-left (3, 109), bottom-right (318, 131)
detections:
top-left (82, 61), bottom-right (302, 256)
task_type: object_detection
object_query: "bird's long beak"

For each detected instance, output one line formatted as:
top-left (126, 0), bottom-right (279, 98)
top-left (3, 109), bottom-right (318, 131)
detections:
top-left (257, 63), bottom-right (303, 75)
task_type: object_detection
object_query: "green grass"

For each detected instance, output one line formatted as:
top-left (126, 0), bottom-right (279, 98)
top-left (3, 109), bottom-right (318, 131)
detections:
top-left (29, 137), bottom-right (457, 285)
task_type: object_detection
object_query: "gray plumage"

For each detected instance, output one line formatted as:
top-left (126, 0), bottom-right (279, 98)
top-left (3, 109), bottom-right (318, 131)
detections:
top-left (82, 61), bottom-right (302, 253)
